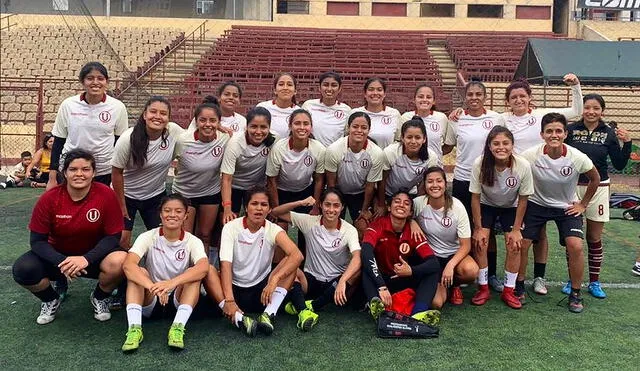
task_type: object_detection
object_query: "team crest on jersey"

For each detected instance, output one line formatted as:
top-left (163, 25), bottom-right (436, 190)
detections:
top-left (334, 111), bottom-right (345, 120)
top-left (98, 111), bottom-right (111, 123)
top-left (429, 122), bottom-right (440, 132)
top-left (399, 243), bottom-right (410, 255)
top-left (482, 120), bottom-right (494, 130)
top-left (285, 114), bottom-right (291, 123)
top-left (231, 123), bottom-right (239, 132)
top-left (527, 117), bottom-right (536, 126)
top-left (211, 146), bottom-right (223, 157)
top-left (86, 208), bottom-right (100, 222)
top-left (505, 176), bottom-right (518, 188)
top-left (175, 249), bottom-right (186, 261)
top-left (361, 159), bottom-right (370, 169)
top-left (441, 216), bottom-right (452, 228)
top-left (381, 117), bottom-right (392, 125)
top-left (261, 147), bottom-right (270, 157)
top-left (560, 166), bottom-right (573, 177)
top-left (159, 140), bottom-right (169, 150)
top-left (415, 167), bottom-right (425, 176)
top-left (329, 237), bottom-right (342, 251)
top-left (303, 155), bottom-right (313, 167)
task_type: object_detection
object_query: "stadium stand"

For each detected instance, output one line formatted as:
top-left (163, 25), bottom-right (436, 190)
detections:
top-left (581, 20), bottom-right (640, 41)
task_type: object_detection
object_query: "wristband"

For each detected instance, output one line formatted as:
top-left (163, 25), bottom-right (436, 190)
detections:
top-left (378, 287), bottom-right (388, 292)
top-left (225, 299), bottom-right (235, 303)
top-left (222, 201), bottom-right (232, 208)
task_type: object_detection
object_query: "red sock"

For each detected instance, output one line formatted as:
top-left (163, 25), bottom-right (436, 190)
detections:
top-left (588, 241), bottom-right (603, 282)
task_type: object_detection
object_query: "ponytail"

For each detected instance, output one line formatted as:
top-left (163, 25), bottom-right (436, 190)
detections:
top-left (130, 96), bottom-right (171, 168)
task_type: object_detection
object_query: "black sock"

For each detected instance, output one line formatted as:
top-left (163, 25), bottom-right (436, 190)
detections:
top-left (515, 280), bottom-right (525, 292)
top-left (93, 284), bottom-right (111, 300)
top-left (34, 285), bottom-right (59, 302)
top-left (533, 263), bottom-right (546, 278)
top-left (487, 251), bottom-right (497, 277)
top-left (290, 282), bottom-right (307, 312)
top-left (571, 288), bottom-right (581, 296)
top-left (311, 281), bottom-right (341, 311)
top-left (116, 280), bottom-right (127, 297)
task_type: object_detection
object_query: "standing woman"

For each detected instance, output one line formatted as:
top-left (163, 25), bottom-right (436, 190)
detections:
top-left (111, 96), bottom-right (184, 248)
top-left (26, 133), bottom-right (54, 188)
top-left (173, 100), bottom-right (230, 253)
top-left (257, 73), bottom-right (301, 138)
top-left (302, 71), bottom-right (351, 147)
top-left (218, 81), bottom-right (247, 133)
top-left (325, 112), bottom-right (384, 236)
top-left (48, 61), bottom-right (129, 190)
top-left (562, 94), bottom-right (632, 298)
top-left (400, 84), bottom-right (448, 164)
top-left (220, 107), bottom-right (277, 224)
top-left (349, 77), bottom-right (401, 149)
top-left (469, 126), bottom-right (533, 309)
top-left (412, 167), bottom-right (479, 307)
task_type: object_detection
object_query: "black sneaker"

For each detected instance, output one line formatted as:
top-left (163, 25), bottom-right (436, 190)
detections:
top-left (256, 312), bottom-right (275, 335)
top-left (632, 264), bottom-right (640, 277)
top-left (568, 293), bottom-right (584, 313)
top-left (238, 316), bottom-right (257, 337)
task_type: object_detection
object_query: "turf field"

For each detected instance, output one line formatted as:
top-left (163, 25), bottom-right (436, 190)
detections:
top-left (1, 188), bottom-right (639, 370)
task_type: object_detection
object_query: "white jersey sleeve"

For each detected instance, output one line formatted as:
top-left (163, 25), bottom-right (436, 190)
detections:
top-left (129, 229), bottom-right (153, 259)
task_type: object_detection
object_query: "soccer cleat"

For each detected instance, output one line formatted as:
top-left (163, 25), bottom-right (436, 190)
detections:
top-left (0, 182), bottom-right (6, 189)
top-left (256, 312), bottom-right (275, 335)
top-left (561, 281), bottom-right (572, 295)
top-left (52, 279), bottom-right (68, 302)
top-left (632, 264), bottom-right (640, 277)
top-left (471, 285), bottom-right (491, 306)
top-left (122, 325), bottom-right (143, 352)
top-left (500, 287), bottom-right (523, 309)
top-left (90, 292), bottom-right (112, 322)
top-left (448, 287), bottom-right (464, 306)
top-left (532, 277), bottom-right (548, 295)
top-left (284, 300), bottom-right (313, 316)
top-left (488, 275), bottom-right (504, 293)
top-left (368, 297), bottom-right (385, 320)
top-left (109, 295), bottom-right (125, 311)
top-left (168, 323), bottom-right (185, 349)
top-left (568, 293), bottom-right (584, 313)
top-left (238, 316), bottom-right (257, 337)
top-left (36, 298), bottom-right (61, 325)
top-left (588, 281), bottom-right (607, 299)
top-left (411, 310), bottom-right (441, 327)
top-left (297, 309), bottom-right (319, 331)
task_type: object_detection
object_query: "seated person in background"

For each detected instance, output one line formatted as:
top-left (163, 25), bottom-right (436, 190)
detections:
top-left (26, 133), bottom-right (54, 188)
top-left (1, 151), bottom-right (32, 189)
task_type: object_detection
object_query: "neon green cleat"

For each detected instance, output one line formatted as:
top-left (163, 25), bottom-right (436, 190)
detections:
top-left (122, 325), bottom-right (143, 352)
top-left (411, 310), bottom-right (441, 327)
top-left (167, 323), bottom-right (185, 349)
top-left (285, 300), bottom-right (314, 316)
top-left (238, 315), bottom-right (257, 337)
top-left (257, 312), bottom-right (275, 335)
top-left (368, 297), bottom-right (385, 321)
top-left (297, 308), bottom-right (319, 332)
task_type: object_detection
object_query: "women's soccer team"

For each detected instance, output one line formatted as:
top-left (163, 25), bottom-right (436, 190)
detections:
top-left (11, 62), bottom-right (634, 352)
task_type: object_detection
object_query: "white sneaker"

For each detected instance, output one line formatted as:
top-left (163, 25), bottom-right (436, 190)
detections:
top-left (37, 298), bottom-right (61, 325)
top-left (90, 292), bottom-right (112, 321)
top-left (533, 277), bottom-right (548, 295)
top-left (0, 182), bottom-right (6, 189)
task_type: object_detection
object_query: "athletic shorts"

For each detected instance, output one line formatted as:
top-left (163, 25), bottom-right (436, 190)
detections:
top-left (188, 193), bottom-right (222, 208)
top-left (303, 271), bottom-right (338, 298)
top-left (577, 184), bottom-right (610, 223)
top-left (232, 276), bottom-right (269, 313)
top-left (230, 188), bottom-right (246, 215)
top-left (435, 255), bottom-right (454, 280)
top-left (452, 179), bottom-right (473, 228)
top-left (278, 184), bottom-right (314, 209)
top-left (124, 192), bottom-right (165, 231)
top-left (480, 204), bottom-right (516, 232)
top-left (522, 201), bottom-right (583, 246)
top-left (93, 174), bottom-right (111, 187)
top-left (142, 291), bottom-right (180, 318)
top-left (340, 192), bottom-right (365, 222)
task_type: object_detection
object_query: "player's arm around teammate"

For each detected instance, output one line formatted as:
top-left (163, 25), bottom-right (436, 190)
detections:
top-left (302, 71), bottom-right (351, 147)
top-left (121, 194), bottom-right (209, 352)
top-left (469, 127), bottom-right (533, 309)
top-left (111, 97), bottom-right (184, 249)
top-left (256, 73), bottom-right (301, 138)
top-left (325, 112), bottom-right (383, 237)
top-left (13, 149), bottom-right (126, 325)
top-left (219, 188), bottom-right (303, 337)
top-left (270, 188), bottom-right (361, 331)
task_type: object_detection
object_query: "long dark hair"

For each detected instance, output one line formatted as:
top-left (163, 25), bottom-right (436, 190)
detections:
top-left (42, 133), bottom-right (53, 149)
top-left (288, 108), bottom-right (314, 139)
top-left (131, 96), bottom-right (171, 168)
top-left (400, 116), bottom-right (429, 162)
top-left (273, 72), bottom-right (298, 105)
top-left (480, 126), bottom-right (515, 187)
top-left (414, 83), bottom-right (438, 112)
top-left (363, 77), bottom-right (387, 107)
top-left (424, 166), bottom-right (453, 218)
top-left (245, 106), bottom-right (276, 147)
top-left (194, 96), bottom-right (222, 121)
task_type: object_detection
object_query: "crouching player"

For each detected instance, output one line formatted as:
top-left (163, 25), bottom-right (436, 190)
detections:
top-left (12, 149), bottom-right (125, 325)
top-left (270, 189), bottom-right (361, 331)
top-left (361, 191), bottom-right (442, 327)
top-left (121, 194), bottom-right (209, 352)
top-left (219, 187), bottom-right (303, 336)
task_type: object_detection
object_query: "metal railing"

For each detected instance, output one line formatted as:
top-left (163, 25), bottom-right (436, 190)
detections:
top-left (0, 14), bottom-right (16, 31)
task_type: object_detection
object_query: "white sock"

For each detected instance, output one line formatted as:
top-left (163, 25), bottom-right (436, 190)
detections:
top-left (218, 300), bottom-right (225, 309)
top-left (478, 267), bottom-right (489, 285)
top-left (173, 304), bottom-right (193, 326)
top-left (234, 311), bottom-right (244, 328)
top-left (264, 287), bottom-right (288, 316)
top-left (504, 271), bottom-right (518, 288)
top-left (126, 304), bottom-right (142, 327)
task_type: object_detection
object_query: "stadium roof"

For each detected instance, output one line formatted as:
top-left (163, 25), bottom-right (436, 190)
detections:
top-left (513, 38), bottom-right (640, 85)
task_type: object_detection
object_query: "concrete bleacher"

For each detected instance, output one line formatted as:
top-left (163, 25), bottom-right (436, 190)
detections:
top-left (581, 20), bottom-right (640, 41)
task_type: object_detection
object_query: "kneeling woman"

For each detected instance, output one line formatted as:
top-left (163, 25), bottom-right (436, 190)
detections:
top-left (219, 188), bottom-right (303, 336)
top-left (13, 149), bottom-right (126, 325)
top-left (361, 191), bottom-right (442, 326)
top-left (121, 194), bottom-right (209, 352)
top-left (270, 189), bottom-right (361, 331)
top-left (412, 167), bottom-right (479, 307)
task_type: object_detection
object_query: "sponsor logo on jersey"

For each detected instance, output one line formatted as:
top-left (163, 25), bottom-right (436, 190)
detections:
top-left (361, 158), bottom-right (371, 168)
top-left (482, 120), bottom-right (494, 130)
top-left (175, 249), bottom-right (186, 261)
top-left (303, 155), bottom-right (313, 167)
top-left (86, 208), bottom-right (100, 222)
top-left (381, 117), bottom-right (392, 125)
top-left (56, 214), bottom-right (72, 219)
top-left (441, 216), bottom-right (452, 228)
top-left (429, 122), bottom-right (440, 132)
top-left (334, 110), bottom-right (345, 120)
top-left (99, 111), bottom-right (111, 123)
top-left (527, 117), bottom-right (536, 126)
top-left (560, 166), bottom-right (573, 177)
top-left (399, 243), bottom-right (410, 255)
top-left (211, 145), bottom-right (223, 157)
top-left (505, 176), bottom-right (518, 188)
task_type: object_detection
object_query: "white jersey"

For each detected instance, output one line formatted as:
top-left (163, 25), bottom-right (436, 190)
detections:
top-left (399, 110), bottom-right (447, 163)
top-left (172, 130), bottom-right (230, 198)
top-left (52, 94), bottom-right (128, 176)
top-left (302, 99), bottom-right (351, 147)
top-left (266, 138), bottom-right (326, 192)
top-left (291, 212), bottom-right (360, 282)
top-left (130, 228), bottom-right (207, 286)
top-left (256, 100), bottom-right (301, 139)
top-left (444, 110), bottom-right (505, 181)
top-left (503, 85), bottom-right (583, 154)
top-left (324, 137), bottom-right (384, 194)
top-left (521, 143), bottom-right (594, 209)
top-left (219, 217), bottom-right (284, 287)
top-left (469, 154), bottom-right (534, 208)
top-left (413, 196), bottom-right (471, 258)
top-left (111, 122), bottom-right (183, 200)
top-left (383, 142), bottom-right (438, 196)
top-left (349, 106), bottom-right (401, 149)
top-left (187, 112), bottom-right (247, 134)
top-left (220, 133), bottom-right (273, 190)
